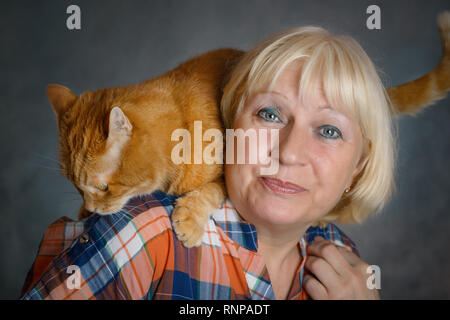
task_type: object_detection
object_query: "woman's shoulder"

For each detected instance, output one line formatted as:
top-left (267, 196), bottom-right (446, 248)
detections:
top-left (304, 222), bottom-right (360, 257)
top-left (21, 191), bottom-right (178, 296)
top-left (81, 190), bottom-right (178, 248)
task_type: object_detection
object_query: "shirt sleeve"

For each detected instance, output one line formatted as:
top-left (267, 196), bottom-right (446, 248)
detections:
top-left (20, 216), bottom-right (85, 297)
top-left (20, 195), bottom-right (175, 300)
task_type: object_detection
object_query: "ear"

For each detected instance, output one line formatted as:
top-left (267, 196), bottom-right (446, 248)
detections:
top-left (105, 107), bottom-right (133, 161)
top-left (108, 107), bottom-right (133, 137)
top-left (47, 84), bottom-right (78, 119)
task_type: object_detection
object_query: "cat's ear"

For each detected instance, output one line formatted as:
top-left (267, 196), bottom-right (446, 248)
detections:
top-left (108, 107), bottom-right (133, 137)
top-left (47, 84), bottom-right (78, 118)
top-left (104, 107), bottom-right (132, 165)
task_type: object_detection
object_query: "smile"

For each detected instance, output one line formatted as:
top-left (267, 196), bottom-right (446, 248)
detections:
top-left (260, 177), bottom-right (307, 195)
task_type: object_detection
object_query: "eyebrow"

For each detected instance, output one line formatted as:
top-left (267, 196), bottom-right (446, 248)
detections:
top-left (317, 104), bottom-right (350, 120)
top-left (256, 90), bottom-right (290, 101)
top-left (255, 91), bottom-right (349, 119)
top-left (317, 104), bottom-right (334, 110)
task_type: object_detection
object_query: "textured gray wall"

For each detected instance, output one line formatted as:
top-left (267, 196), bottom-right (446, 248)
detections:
top-left (0, 0), bottom-right (449, 299)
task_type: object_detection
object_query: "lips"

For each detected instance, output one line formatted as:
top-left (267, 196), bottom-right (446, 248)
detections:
top-left (261, 177), bottom-right (307, 195)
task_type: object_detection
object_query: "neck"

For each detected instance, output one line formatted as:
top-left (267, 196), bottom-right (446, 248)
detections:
top-left (256, 223), bottom-right (309, 270)
top-left (255, 224), bottom-right (308, 300)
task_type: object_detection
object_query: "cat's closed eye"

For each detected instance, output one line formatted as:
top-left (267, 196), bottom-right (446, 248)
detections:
top-left (95, 183), bottom-right (108, 192)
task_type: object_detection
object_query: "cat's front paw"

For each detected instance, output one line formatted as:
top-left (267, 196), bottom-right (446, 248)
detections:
top-left (172, 206), bottom-right (206, 248)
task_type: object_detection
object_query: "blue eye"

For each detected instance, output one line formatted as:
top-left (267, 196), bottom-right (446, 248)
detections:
top-left (318, 125), bottom-right (342, 140)
top-left (257, 107), bottom-right (283, 123)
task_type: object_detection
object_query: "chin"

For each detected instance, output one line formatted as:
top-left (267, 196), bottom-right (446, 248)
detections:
top-left (251, 196), bottom-right (307, 226)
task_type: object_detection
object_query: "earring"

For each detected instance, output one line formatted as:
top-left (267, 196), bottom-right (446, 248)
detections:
top-left (345, 187), bottom-right (351, 193)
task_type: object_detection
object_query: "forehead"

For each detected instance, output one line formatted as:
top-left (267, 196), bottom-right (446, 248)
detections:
top-left (265, 60), bottom-right (336, 111)
top-left (272, 60), bottom-right (304, 92)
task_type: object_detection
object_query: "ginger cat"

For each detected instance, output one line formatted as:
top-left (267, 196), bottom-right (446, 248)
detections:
top-left (48, 49), bottom-right (243, 247)
top-left (386, 11), bottom-right (450, 116)
top-left (47, 12), bottom-right (449, 247)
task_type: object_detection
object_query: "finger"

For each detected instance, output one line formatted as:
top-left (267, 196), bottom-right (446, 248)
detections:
top-left (312, 236), bottom-right (357, 267)
top-left (302, 274), bottom-right (328, 300)
top-left (304, 255), bottom-right (342, 294)
top-left (307, 236), bottom-right (353, 278)
top-left (331, 246), bottom-right (375, 295)
top-left (334, 245), bottom-right (366, 269)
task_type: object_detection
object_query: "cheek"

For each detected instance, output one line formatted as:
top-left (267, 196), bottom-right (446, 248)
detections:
top-left (229, 116), bottom-right (271, 166)
top-left (225, 164), bottom-right (251, 194)
top-left (313, 145), bottom-right (359, 191)
top-left (85, 192), bottom-right (102, 203)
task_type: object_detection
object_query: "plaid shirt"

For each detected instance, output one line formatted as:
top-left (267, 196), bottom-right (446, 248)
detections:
top-left (21, 190), bottom-right (359, 300)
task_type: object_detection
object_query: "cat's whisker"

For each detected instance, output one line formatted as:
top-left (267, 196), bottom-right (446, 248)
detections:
top-left (122, 198), bottom-right (155, 211)
top-left (31, 152), bottom-right (61, 164)
top-left (63, 196), bottom-right (82, 200)
top-left (31, 164), bottom-right (65, 173)
top-left (124, 199), bottom-right (162, 213)
top-left (122, 202), bottom-right (147, 212)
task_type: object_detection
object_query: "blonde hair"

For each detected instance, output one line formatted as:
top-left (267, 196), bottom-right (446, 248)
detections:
top-left (221, 26), bottom-right (396, 224)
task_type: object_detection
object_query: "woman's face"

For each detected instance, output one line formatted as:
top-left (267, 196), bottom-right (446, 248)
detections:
top-left (225, 60), bottom-right (366, 233)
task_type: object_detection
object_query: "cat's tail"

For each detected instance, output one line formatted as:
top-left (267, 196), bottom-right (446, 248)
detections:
top-left (387, 11), bottom-right (450, 116)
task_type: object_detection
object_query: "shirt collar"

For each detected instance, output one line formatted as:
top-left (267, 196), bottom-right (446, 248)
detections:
top-left (210, 198), bottom-right (311, 300)
top-left (211, 198), bottom-right (308, 253)
top-left (211, 198), bottom-right (259, 252)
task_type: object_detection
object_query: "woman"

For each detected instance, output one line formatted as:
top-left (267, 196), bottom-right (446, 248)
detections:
top-left (21, 26), bottom-right (393, 300)
top-left (221, 26), bottom-right (394, 299)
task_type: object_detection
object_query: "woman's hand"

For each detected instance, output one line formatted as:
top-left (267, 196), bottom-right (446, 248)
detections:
top-left (303, 236), bottom-right (380, 300)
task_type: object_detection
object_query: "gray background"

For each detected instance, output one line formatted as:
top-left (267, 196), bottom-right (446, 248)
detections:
top-left (0, 0), bottom-right (449, 299)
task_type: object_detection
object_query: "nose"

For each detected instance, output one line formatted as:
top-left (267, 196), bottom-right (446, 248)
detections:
top-left (274, 123), bottom-right (310, 166)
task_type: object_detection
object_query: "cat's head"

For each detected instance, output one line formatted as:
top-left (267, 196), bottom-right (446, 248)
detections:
top-left (47, 84), bottom-right (138, 215)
